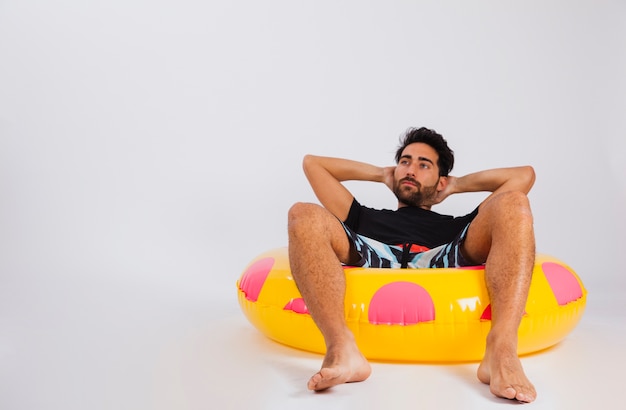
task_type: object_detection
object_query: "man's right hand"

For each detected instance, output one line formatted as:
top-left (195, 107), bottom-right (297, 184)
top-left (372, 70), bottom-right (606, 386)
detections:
top-left (382, 166), bottom-right (396, 192)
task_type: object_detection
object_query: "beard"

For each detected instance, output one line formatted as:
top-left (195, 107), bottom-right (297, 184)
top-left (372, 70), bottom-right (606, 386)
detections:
top-left (393, 177), bottom-right (439, 207)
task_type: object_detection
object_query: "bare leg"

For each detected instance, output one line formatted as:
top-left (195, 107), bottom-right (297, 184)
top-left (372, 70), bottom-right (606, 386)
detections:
top-left (462, 191), bottom-right (537, 403)
top-left (287, 202), bottom-right (371, 391)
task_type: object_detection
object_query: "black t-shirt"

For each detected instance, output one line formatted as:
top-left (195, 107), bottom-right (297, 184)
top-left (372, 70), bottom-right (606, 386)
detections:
top-left (343, 198), bottom-right (479, 249)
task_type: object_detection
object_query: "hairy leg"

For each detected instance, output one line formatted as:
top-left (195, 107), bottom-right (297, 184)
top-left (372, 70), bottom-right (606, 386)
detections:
top-left (287, 202), bottom-right (371, 391)
top-left (462, 191), bottom-right (537, 403)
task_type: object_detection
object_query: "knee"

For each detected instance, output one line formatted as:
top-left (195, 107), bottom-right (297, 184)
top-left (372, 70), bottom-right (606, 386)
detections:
top-left (503, 190), bottom-right (531, 210)
top-left (480, 191), bottom-right (532, 218)
top-left (288, 202), bottom-right (318, 221)
top-left (288, 202), bottom-right (323, 232)
top-left (485, 191), bottom-right (533, 222)
top-left (496, 190), bottom-right (530, 206)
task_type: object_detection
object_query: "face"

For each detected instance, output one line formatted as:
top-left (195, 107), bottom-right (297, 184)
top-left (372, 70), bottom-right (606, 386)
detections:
top-left (393, 142), bottom-right (443, 208)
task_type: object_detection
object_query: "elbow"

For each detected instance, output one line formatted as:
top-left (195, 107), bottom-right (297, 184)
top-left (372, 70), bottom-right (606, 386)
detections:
top-left (302, 154), bottom-right (323, 178)
top-left (520, 165), bottom-right (536, 193)
top-left (302, 154), bottom-right (315, 172)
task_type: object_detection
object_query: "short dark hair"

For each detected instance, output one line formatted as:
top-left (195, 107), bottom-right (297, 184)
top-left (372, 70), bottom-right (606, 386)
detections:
top-left (394, 127), bottom-right (454, 177)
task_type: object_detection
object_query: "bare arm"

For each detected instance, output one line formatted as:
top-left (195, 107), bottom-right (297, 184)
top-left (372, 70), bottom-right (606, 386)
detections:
top-left (434, 166), bottom-right (536, 207)
top-left (302, 155), bottom-right (394, 221)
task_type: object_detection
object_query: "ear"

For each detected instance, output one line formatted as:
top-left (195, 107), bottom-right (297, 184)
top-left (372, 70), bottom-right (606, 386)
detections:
top-left (437, 176), bottom-right (448, 192)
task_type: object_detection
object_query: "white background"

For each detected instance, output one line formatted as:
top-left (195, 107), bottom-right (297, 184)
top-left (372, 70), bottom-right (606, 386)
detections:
top-left (1, 1), bottom-right (625, 409)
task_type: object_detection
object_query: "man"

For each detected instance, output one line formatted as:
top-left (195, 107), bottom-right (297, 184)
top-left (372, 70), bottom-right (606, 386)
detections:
top-left (287, 127), bottom-right (537, 402)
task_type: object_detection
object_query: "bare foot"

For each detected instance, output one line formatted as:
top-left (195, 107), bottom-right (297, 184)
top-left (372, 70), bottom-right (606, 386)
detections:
top-left (307, 343), bottom-right (372, 391)
top-left (477, 339), bottom-right (536, 403)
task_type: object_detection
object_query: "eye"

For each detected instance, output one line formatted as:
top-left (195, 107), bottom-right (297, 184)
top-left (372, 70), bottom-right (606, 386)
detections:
top-left (400, 159), bottom-right (410, 165)
top-left (419, 162), bottom-right (430, 169)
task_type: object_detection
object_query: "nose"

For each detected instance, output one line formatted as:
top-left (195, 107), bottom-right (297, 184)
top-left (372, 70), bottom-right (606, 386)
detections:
top-left (405, 166), bottom-right (416, 178)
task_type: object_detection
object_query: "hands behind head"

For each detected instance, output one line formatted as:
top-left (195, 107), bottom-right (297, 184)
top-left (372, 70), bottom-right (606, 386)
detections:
top-left (431, 175), bottom-right (456, 206)
top-left (383, 166), bottom-right (396, 192)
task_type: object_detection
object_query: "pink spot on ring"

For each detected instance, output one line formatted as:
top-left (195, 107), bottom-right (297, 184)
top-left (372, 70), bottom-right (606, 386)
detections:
top-left (284, 298), bottom-right (309, 314)
top-left (368, 281), bottom-right (435, 325)
top-left (480, 304), bottom-right (492, 320)
top-left (542, 262), bottom-right (583, 305)
top-left (238, 257), bottom-right (274, 302)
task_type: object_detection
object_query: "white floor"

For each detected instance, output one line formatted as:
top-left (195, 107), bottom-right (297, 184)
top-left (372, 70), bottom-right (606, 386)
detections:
top-left (2, 269), bottom-right (624, 410)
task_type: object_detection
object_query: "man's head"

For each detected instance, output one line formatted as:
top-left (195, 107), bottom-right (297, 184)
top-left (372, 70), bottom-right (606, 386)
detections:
top-left (392, 127), bottom-right (454, 208)
top-left (394, 127), bottom-right (454, 177)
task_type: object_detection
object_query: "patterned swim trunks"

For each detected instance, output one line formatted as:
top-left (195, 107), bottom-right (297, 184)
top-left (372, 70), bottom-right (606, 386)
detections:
top-left (341, 222), bottom-right (475, 269)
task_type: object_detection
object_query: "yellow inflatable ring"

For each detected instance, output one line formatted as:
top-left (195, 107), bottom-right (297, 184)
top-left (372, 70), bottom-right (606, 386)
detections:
top-left (236, 247), bottom-right (586, 362)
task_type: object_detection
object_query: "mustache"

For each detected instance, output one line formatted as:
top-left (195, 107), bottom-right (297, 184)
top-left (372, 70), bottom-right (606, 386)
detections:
top-left (400, 177), bottom-right (421, 187)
